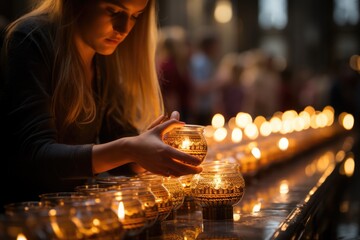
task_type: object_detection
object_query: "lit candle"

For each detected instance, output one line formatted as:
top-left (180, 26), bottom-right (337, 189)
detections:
top-left (117, 201), bottom-right (125, 221)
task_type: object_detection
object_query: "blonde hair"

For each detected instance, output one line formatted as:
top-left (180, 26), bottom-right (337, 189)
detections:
top-left (4, 0), bottom-right (163, 134)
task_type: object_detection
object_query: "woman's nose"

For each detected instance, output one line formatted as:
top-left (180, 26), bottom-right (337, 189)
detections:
top-left (113, 13), bottom-right (133, 35)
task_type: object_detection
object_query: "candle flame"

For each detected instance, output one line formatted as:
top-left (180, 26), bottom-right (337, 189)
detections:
top-left (252, 202), bottom-right (262, 213)
top-left (181, 137), bottom-right (191, 149)
top-left (17, 234), bottom-right (27, 240)
top-left (117, 201), bottom-right (125, 221)
top-left (279, 180), bottom-right (289, 194)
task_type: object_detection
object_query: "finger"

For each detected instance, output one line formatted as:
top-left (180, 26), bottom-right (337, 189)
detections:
top-left (170, 111), bottom-right (180, 120)
top-left (167, 146), bottom-right (203, 166)
top-left (167, 162), bottom-right (203, 176)
top-left (153, 119), bottom-right (185, 135)
top-left (147, 114), bottom-right (167, 130)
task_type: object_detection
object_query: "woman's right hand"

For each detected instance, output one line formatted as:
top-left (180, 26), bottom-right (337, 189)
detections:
top-left (125, 118), bottom-right (203, 177)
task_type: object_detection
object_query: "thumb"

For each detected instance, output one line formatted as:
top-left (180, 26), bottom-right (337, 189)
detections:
top-left (170, 111), bottom-right (180, 120)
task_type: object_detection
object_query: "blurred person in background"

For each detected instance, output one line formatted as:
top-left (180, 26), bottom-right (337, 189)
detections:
top-left (216, 52), bottom-right (245, 120)
top-left (190, 32), bottom-right (221, 125)
top-left (157, 26), bottom-right (193, 122)
top-left (239, 49), bottom-right (281, 118)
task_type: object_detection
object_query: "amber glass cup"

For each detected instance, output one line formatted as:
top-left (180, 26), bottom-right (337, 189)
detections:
top-left (190, 161), bottom-right (245, 220)
top-left (162, 124), bottom-right (208, 165)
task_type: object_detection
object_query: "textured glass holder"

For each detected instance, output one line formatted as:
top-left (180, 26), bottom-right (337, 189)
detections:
top-left (190, 162), bottom-right (245, 220)
top-left (162, 124), bottom-right (208, 165)
top-left (4, 199), bottom-right (123, 239)
top-left (39, 192), bottom-right (88, 206)
top-left (106, 184), bottom-right (159, 229)
top-left (162, 177), bottom-right (185, 211)
top-left (135, 175), bottom-right (173, 222)
top-left (97, 191), bottom-right (147, 238)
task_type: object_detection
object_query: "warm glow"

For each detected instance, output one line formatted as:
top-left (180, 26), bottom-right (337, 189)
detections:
top-left (212, 113), bottom-right (225, 128)
top-left (254, 116), bottom-right (266, 128)
top-left (280, 119), bottom-right (293, 134)
top-left (252, 202), bottom-right (262, 213)
top-left (304, 106), bottom-right (316, 116)
top-left (317, 155), bottom-right (330, 172)
top-left (214, 0), bottom-right (233, 23)
top-left (299, 111), bottom-right (311, 129)
top-left (244, 123), bottom-right (259, 139)
top-left (316, 113), bottom-right (328, 128)
top-left (16, 234), bottom-right (27, 240)
top-left (336, 150), bottom-right (346, 163)
top-left (180, 137), bottom-right (191, 149)
top-left (293, 117), bottom-right (305, 131)
top-left (310, 114), bottom-right (319, 129)
top-left (117, 201), bottom-right (125, 221)
top-left (49, 209), bottom-right (57, 216)
top-left (251, 147), bottom-right (261, 159)
top-left (305, 163), bottom-right (317, 177)
top-left (270, 117), bottom-right (282, 133)
top-left (260, 121), bottom-right (272, 136)
top-left (231, 127), bottom-right (243, 143)
top-left (322, 106), bottom-right (335, 126)
top-left (204, 125), bottom-right (215, 138)
top-left (282, 110), bottom-right (298, 121)
top-left (279, 180), bottom-right (289, 194)
top-left (344, 157), bottom-right (355, 177)
top-left (342, 113), bottom-right (355, 130)
top-left (236, 112), bottom-right (252, 128)
top-left (233, 206), bottom-right (241, 221)
top-left (228, 117), bottom-right (237, 129)
top-left (278, 137), bottom-right (289, 151)
top-left (214, 127), bottom-right (228, 142)
top-left (93, 218), bottom-right (100, 226)
top-left (213, 174), bottom-right (222, 189)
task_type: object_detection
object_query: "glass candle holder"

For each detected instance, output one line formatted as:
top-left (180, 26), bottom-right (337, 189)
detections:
top-left (134, 175), bottom-right (173, 222)
top-left (0, 214), bottom-right (54, 240)
top-left (95, 175), bottom-right (130, 186)
top-left (162, 124), bottom-right (208, 165)
top-left (190, 162), bottom-right (245, 220)
top-left (39, 192), bottom-right (88, 206)
top-left (162, 177), bottom-right (185, 211)
top-left (74, 184), bottom-right (108, 195)
top-left (177, 174), bottom-right (198, 213)
top-left (4, 201), bottom-right (54, 217)
top-left (96, 190), bottom-right (147, 238)
top-left (4, 199), bottom-right (124, 239)
top-left (106, 184), bottom-right (159, 229)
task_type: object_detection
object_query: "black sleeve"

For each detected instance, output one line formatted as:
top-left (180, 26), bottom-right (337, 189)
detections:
top-left (1, 25), bottom-right (94, 190)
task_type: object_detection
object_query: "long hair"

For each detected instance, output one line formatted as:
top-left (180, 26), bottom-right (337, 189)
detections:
top-left (4, 0), bottom-right (164, 134)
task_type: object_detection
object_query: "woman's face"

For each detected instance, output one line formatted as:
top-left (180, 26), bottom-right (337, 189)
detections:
top-left (76, 0), bottom-right (148, 55)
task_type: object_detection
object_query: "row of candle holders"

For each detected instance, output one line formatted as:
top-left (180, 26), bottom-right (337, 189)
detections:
top-left (1, 107), bottom-right (353, 239)
top-left (0, 162), bottom-right (246, 240)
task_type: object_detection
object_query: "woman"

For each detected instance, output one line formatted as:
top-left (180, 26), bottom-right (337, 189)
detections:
top-left (0, 0), bottom-right (202, 208)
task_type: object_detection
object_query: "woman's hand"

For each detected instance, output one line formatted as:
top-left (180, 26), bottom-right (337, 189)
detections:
top-left (92, 111), bottom-right (202, 176)
top-left (126, 113), bottom-right (202, 177)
